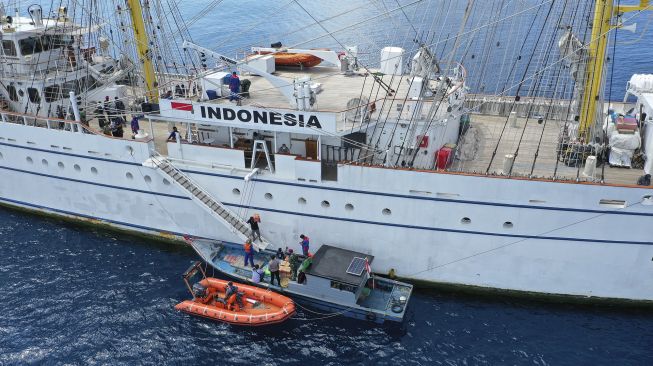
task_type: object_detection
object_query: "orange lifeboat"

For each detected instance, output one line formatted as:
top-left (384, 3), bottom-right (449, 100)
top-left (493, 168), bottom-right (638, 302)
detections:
top-left (175, 277), bottom-right (295, 326)
top-left (254, 51), bottom-right (323, 68)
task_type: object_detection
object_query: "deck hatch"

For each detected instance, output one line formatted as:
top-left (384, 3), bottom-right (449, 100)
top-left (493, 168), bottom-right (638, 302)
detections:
top-left (346, 257), bottom-right (367, 276)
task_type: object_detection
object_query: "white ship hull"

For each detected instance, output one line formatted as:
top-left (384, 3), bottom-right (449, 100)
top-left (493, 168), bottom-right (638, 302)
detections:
top-left (2, 122), bottom-right (652, 302)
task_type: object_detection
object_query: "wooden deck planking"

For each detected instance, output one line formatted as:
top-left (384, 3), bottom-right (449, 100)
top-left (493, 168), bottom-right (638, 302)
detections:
top-left (451, 114), bottom-right (643, 185)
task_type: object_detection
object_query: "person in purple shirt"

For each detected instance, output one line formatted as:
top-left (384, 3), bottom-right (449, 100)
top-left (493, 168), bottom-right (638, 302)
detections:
top-left (229, 71), bottom-right (240, 102)
top-left (130, 116), bottom-right (140, 136)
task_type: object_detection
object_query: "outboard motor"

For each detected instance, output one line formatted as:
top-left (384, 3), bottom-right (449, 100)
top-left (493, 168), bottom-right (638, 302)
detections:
top-left (192, 282), bottom-right (207, 298)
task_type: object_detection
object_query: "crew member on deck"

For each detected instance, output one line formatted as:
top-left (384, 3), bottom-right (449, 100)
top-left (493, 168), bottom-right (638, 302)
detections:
top-left (299, 234), bottom-right (310, 256)
top-left (247, 215), bottom-right (261, 242)
top-left (167, 126), bottom-right (180, 142)
top-left (278, 143), bottom-right (290, 154)
top-left (229, 71), bottom-right (241, 102)
top-left (251, 264), bottom-right (263, 283)
top-left (243, 238), bottom-right (255, 267)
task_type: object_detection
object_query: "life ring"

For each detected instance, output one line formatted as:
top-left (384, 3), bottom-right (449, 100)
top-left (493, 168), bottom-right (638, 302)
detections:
top-left (365, 312), bottom-right (377, 321)
top-left (391, 304), bottom-right (404, 314)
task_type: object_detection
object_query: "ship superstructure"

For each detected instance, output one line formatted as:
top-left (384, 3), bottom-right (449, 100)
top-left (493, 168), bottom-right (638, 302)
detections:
top-left (0, 1), bottom-right (652, 302)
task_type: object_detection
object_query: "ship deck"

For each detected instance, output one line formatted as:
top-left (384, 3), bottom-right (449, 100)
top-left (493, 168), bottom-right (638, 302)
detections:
top-left (81, 111), bottom-right (643, 186)
top-left (450, 114), bottom-right (643, 186)
top-left (203, 66), bottom-right (415, 113)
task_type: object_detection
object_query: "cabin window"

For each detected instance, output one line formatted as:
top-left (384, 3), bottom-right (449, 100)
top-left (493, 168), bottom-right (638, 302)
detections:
top-left (27, 88), bottom-right (41, 104)
top-left (40, 35), bottom-right (66, 51)
top-left (44, 85), bottom-right (62, 103)
top-left (6, 85), bottom-right (18, 102)
top-left (19, 37), bottom-right (43, 55)
top-left (2, 40), bottom-right (17, 57)
top-left (61, 76), bottom-right (99, 97)
top-left (330, 281), bottom-right (357, 293)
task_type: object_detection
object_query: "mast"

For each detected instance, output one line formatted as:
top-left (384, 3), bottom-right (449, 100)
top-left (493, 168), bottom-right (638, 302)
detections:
top-left (126, 0), bottom-right (159, 103)
top-left (578, 0), bottom-right (649, 139)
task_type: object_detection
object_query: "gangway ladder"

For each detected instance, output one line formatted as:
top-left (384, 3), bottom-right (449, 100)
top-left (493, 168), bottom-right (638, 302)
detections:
top-left (251, 139), bottom-right (274, 173)
top-left (146, 154), bottom-right (272, 251)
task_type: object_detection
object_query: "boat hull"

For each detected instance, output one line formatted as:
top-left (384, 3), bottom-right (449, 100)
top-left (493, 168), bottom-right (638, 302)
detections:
top-left (1, 122), bottom-right (652, 303)
top-left (175, 278), bottom-right (295, 326)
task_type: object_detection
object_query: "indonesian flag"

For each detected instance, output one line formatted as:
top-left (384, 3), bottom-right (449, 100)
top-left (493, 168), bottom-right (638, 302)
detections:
top-left (365, 257), bottom-right (375, 289)
top-left (171, 102), bottom-right (193, 111)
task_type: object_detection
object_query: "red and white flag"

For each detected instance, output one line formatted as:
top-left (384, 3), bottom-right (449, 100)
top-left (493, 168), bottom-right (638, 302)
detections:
top-left (171, 101), bottom-right (193, 111)
top-left (365, 257), bottom-right (375, 289)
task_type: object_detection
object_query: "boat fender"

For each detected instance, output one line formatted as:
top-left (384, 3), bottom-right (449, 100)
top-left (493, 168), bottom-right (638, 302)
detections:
top-left (391, 304), bottom-right (404, 314)
top-left (366, 312), bottom-right (377, 321)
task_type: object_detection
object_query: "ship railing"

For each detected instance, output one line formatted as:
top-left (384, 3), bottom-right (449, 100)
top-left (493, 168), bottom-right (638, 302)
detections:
top-left (162, 154), bottom-right (252, 175)
top-left (0, 109), bottom-right (154, 143)
top-left (0, 109), bottom-right (84, 133)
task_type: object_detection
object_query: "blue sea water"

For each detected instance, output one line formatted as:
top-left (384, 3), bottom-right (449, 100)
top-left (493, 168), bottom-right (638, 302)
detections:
top-left (1, 208), bottom-right (652, 365)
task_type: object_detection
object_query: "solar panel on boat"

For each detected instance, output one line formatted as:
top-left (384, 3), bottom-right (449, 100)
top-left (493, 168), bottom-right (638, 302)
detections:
top-left (346, 257), bottom-right (367, 276)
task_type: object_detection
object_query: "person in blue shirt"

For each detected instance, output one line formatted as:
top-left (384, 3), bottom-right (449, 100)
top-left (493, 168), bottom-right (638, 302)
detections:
top-left (167, 126), bottom-right (180, 141)
top-left (229, 72), bottom-right (240, 102)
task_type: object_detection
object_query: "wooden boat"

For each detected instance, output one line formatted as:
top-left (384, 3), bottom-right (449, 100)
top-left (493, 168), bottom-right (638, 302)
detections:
top-left (254, 51), bottom-right (323, 68)
top-left (186, 238), bottom-right (413, 324)
top-left (175, 262), bottom-right (295, 326)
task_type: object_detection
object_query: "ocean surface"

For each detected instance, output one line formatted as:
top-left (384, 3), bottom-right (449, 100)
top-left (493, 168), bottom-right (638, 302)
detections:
top-left (2, 1), bottom-right (653, 365)
top-left (1, 208), bottom-right (652, 365)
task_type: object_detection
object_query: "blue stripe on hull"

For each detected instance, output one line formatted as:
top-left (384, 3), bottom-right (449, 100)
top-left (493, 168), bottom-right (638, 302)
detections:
top-left (1, 141), bottom-right (652, 217)
top-left (0, 165), bottom-right (652, 245)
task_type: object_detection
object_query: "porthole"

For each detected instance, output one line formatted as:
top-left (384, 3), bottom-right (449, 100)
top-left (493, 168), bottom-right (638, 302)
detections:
top-left (91, 167), bottom-right (98, 175)
top-left (162, 178), bottom-right (170, 185)
top-left (321, 200), bottom-right (330, 208)
top-left (461, 217), bottom-right (471, 224)
top-left (126, 172), bottom-right (133, 179)
top-left (0, 152), bottom-right (3, 159)
top-left (144, 175), bottom-right (152, 183)
top-left (232, 188), bottom-right (241, 195)
top-left (642, 195), bottom-right (653, 206)
top-left (382, 208), bottom-right (392, 216)
top-left (345, 203), bottom-right (354, 211)
top-left (298, 197), bottom-right (307, 205)
top-left (503, 221), bottom-right (513, 229)
top-left (265, 193), bottom-right (273, 200)
top-left (26, 156), bottom-right (33, 164)
top-left (58, 162), bottom-right (64, 169)
top-left (41, 159), bottom-right (48, 166)
top-left (74, 164), bottom-right (81, 172)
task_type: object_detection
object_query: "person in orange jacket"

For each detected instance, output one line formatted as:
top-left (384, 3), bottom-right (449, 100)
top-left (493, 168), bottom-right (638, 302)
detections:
top-left (243, 238), bottom-right (255, 267)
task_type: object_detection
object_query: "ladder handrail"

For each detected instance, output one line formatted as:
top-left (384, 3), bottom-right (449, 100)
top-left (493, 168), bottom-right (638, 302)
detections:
top-left (149, 152), bottom-right (271, 250)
